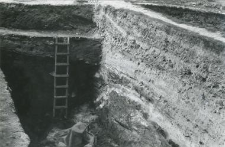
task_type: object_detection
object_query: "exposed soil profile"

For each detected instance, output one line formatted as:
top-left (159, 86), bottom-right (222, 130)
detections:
top-left (0, 35), bottom-right (102, 64)
top-left (141, 4), bottom-right (225, 36)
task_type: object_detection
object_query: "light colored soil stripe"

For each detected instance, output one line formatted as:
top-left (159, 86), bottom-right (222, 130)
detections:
top-left (136, 2), bottom-right (225, 14)
top-left (100, 1), bottom-right (225, 43)
top-left (0, 28), bottom-right (101, 39)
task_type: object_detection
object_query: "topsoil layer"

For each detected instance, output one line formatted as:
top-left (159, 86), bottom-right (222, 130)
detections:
top-left (0, 3), bottom-right (96, 33)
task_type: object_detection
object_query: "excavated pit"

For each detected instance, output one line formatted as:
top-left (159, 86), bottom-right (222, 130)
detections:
top-left (0, 3), bottom-right (104, 146)
top-left (1, 1), bottom-right (225, 147)
top-left (0, 35), bottom-right (102, 147)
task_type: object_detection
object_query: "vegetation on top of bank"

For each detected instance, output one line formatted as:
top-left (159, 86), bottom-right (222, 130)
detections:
top-left (0, 3), bottom-right (96, 32)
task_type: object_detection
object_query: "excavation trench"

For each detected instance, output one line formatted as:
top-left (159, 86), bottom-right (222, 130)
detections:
top-left (1, 2), bottom-right (225, 147)
top-left (0, 36), bottom-right (102, 146)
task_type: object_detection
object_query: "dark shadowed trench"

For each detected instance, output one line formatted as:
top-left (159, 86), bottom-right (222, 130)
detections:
top-left (0, 46), bottom-right (100, 146)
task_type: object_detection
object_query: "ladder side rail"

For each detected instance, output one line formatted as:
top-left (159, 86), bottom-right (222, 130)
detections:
top-left (53, 38), bottom-right (58, 117)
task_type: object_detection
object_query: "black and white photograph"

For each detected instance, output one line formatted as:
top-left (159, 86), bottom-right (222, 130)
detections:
top-left (0, 0), bottom-right (224, 147)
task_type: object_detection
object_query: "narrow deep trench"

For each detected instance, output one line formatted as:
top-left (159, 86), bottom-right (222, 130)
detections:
top-left (1, 49), bottom-right (100, 147)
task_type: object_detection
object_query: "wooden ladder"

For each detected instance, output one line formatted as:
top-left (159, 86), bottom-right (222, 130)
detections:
top-left (53, 37), bottom-right (70, 118)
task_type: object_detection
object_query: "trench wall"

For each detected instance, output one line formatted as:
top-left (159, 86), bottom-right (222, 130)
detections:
top-left (95, 5), bottom-right (225, 147)
top-left (0, 36), bottom-right (102, 64)
top-left (0, 69), bottom-right (30, 147)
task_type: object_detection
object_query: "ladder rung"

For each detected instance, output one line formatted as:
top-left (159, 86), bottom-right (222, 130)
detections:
top-left (56, 63), bottom-right (69, 66)
top-left (50, 72), bottom-right (69, 77)
top-left (53, 74), bottom-right (69, 77)
top-left (54, 96), bottom-right (68, 99)
top-left (55, 85), bottom-right (68, 88)
top-left (56, 53), bottom-right (69, 55)
top-left (54, 106), bottom-right (67, 109)
top-left (55, 43), bottom-right (69, 45)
